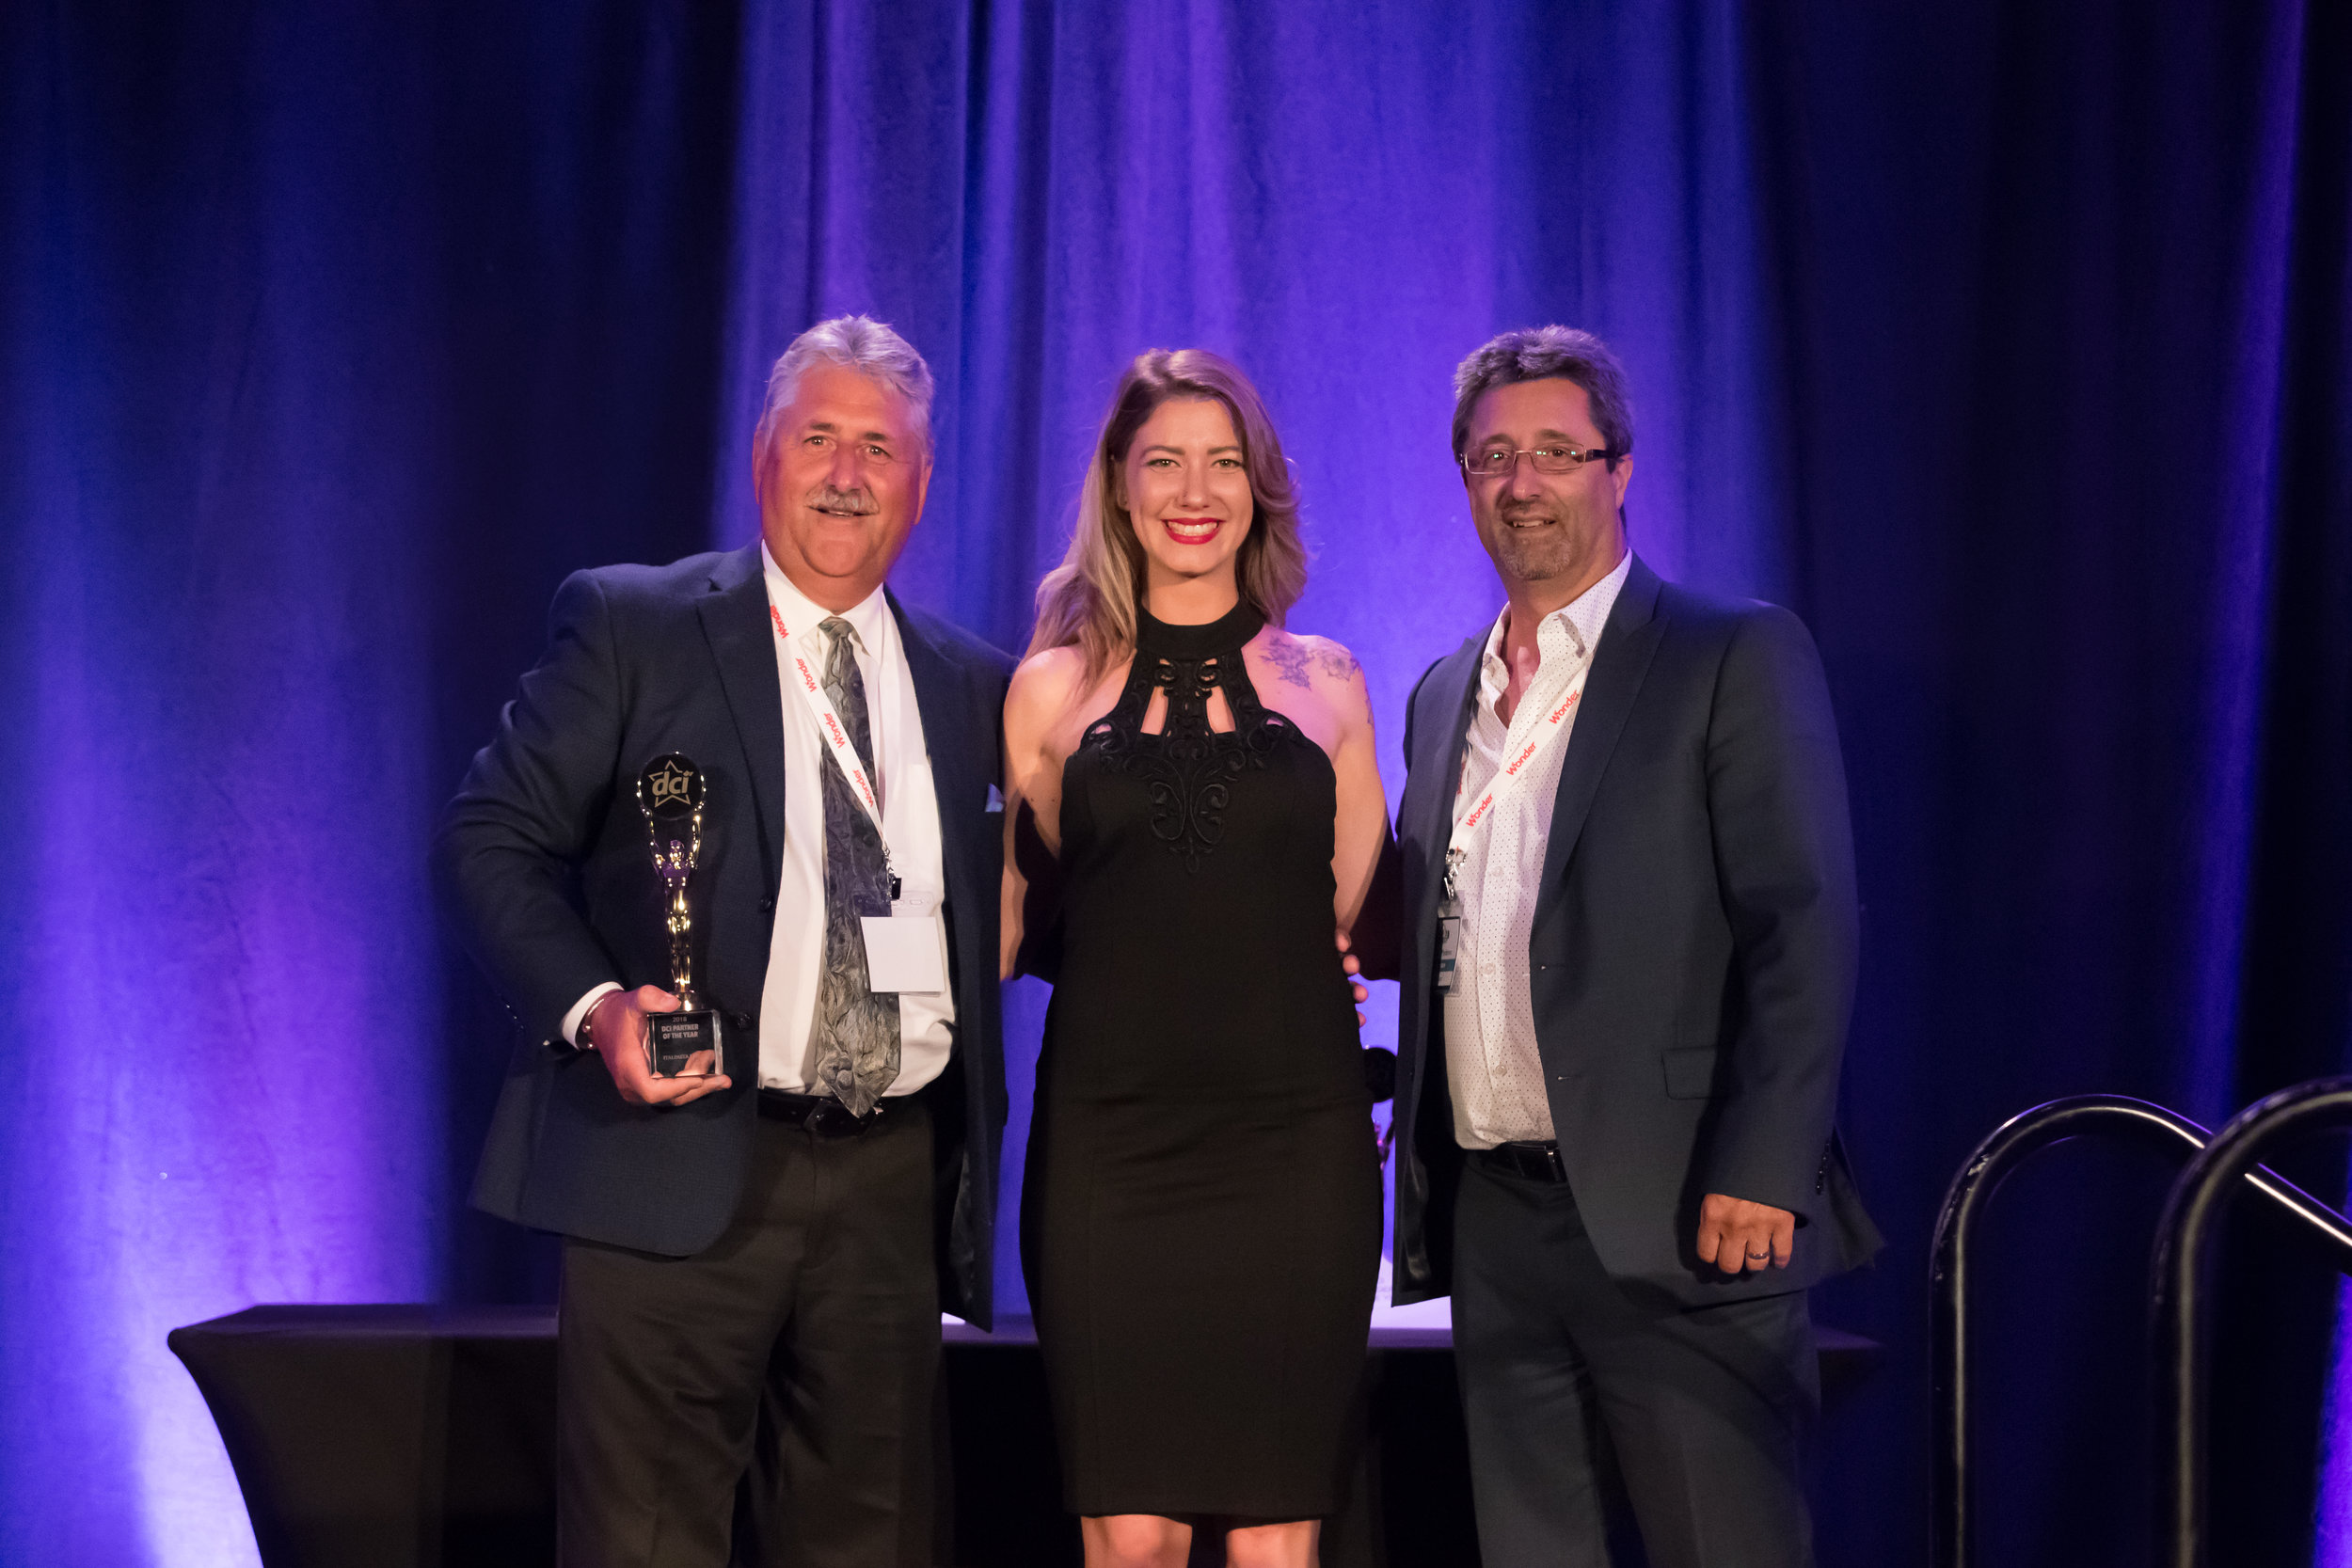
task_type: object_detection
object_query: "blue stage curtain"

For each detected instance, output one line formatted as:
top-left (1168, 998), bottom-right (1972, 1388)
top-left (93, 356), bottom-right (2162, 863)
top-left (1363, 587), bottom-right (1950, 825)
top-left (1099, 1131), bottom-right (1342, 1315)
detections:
top-left (3, 3), bottom-right (2345, 1565)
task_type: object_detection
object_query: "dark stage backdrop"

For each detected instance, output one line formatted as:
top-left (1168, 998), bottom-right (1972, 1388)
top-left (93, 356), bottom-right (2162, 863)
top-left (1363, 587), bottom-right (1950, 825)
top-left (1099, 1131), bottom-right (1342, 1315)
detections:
top-left (4, 3), bottom-right (2347, 1565)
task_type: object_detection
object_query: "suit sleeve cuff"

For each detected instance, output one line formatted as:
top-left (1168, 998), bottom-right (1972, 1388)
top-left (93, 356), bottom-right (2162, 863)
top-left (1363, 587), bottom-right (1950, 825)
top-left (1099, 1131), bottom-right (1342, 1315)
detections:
top-left (563, 982), bottom-right (623, 1047)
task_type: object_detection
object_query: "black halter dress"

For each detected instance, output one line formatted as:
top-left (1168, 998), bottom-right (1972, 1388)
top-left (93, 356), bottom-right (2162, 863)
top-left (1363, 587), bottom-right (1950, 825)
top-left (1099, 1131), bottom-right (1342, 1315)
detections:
top-left (1023, 601), bottom-right (1381, 1520)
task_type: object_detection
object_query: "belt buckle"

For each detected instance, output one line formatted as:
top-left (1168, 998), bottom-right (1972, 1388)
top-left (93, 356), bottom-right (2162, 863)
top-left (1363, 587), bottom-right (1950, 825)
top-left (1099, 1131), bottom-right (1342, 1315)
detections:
top-left (1494, 1140), bottom-right (1564, 1183)
top-left (807, 1097), bottom-right (873, 1138)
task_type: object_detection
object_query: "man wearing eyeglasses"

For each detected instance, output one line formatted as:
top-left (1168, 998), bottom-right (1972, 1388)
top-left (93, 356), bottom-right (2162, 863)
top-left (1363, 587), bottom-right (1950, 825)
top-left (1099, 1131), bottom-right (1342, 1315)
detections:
top-left (1386, 326), bottom-right (1882, 1565)
top-left (437, 315), bottom-right (1011, 1566)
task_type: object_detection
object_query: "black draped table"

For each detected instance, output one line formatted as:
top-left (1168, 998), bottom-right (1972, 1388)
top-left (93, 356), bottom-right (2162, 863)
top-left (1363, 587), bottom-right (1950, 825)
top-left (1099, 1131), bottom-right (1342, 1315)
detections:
top-left (170, 1307), bottom-right (1879, 1567)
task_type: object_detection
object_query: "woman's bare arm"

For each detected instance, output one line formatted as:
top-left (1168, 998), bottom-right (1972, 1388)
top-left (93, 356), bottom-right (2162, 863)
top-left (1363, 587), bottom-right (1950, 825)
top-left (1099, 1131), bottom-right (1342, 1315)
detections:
top-left (1000, 646), bottom-right (1086, 979)
top-left (1308, 639), bottom-right (1387, 935)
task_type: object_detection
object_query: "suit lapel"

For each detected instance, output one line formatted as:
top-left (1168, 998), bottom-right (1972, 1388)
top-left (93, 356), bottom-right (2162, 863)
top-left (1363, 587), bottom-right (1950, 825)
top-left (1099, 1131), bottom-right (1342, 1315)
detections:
top-left (1399, 632), bottom-right (1485, 1074)
top-left (1409, 636), bottom-right (1486, 931)
top-left (697, 544), bottom-right (787, 886)
top-left (1533, 555), bottom-right (1666, 897)
top-left (887, 591), bottom-right (982, 909)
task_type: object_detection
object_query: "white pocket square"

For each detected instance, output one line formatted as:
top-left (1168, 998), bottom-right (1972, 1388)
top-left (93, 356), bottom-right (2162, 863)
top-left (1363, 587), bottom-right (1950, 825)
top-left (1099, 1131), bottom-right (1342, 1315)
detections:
top-left (985, 784), bottom-right (1005, 813)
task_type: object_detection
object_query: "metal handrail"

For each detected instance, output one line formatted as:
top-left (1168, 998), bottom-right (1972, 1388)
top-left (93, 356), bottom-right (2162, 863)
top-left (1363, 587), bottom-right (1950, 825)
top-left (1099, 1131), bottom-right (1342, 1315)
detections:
top-left (1931, 1094), bottom-right (2352, 1568)
top-left (2153, 1076), bottom-right (2352, 1568)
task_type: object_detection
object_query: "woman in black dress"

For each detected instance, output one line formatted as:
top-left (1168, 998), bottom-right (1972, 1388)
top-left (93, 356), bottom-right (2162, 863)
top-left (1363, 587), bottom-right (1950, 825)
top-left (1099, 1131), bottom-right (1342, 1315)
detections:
top-left (1001, 350), bottom-right (1389, 1568)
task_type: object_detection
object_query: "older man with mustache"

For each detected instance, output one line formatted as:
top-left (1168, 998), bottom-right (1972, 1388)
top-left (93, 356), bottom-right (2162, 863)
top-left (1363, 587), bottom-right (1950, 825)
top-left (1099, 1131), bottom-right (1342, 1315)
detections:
top-left (437, 315), bottom-right (1012, 1567)
top-left (1387, 327), bottom-right (1882, 1566)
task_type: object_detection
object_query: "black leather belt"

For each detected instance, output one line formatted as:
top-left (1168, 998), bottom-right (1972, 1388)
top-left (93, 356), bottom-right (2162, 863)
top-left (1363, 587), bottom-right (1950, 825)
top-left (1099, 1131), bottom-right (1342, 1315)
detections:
top-left (757, 1089), bottom-right (891, 1138)
top-left (1474, 1139), bottom-right (1568, 1184)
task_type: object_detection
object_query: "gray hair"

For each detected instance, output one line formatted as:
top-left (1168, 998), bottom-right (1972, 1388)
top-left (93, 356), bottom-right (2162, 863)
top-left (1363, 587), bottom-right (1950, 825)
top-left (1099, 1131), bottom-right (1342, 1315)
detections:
top-left (755, 314), bottom-right (936, 462)
top-left (1450, 326), bottom-right (1634, 469)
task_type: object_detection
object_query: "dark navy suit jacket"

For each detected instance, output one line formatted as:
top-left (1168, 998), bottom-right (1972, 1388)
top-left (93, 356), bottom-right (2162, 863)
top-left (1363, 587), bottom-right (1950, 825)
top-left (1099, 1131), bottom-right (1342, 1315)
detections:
top-left (1390, 555), bottom-right (1882, 1311)
top-left (433, 542), bottom-right (1013, 1327)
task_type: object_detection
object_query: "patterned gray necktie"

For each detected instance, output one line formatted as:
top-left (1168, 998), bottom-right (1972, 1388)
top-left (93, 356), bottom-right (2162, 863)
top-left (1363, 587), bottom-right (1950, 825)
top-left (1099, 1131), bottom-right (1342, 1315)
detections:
top-left (809, 617), bottom-right (900, 1116)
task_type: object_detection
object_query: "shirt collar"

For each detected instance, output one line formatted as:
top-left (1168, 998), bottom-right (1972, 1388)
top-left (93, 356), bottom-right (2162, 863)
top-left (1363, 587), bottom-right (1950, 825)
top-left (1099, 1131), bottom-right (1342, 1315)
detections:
top-left (760, 541), bottom-right (890, 654)
top-left (1480, 546), bottom-right (1636, 684)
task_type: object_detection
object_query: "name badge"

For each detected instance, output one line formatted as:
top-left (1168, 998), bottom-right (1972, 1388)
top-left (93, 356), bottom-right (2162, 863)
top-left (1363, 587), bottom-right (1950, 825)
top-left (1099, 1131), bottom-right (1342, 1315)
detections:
top-left (862, 886), bottom-right (948, 994)
top-left (1435, 914), bottom-right (1462, 992)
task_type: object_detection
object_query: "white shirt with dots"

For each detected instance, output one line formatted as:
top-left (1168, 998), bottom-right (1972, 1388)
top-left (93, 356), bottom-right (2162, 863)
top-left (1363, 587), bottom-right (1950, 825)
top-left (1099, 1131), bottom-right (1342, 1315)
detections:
top-left (1442, 548), bottom-right (1632, 1149)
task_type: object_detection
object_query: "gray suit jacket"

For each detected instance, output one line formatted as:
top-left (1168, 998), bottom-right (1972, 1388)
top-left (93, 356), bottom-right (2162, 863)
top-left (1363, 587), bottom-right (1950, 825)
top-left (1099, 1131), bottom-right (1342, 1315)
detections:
top-left (433, 543), bottom-right (1012, 1326)
top-left (1390, 555), bottom-right (1881, 1310)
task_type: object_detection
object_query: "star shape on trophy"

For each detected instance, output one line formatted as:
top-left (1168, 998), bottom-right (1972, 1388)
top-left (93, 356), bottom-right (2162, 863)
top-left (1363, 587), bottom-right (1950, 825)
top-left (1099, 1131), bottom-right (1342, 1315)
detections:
top-left (646, 759), bottom-right (695, 810)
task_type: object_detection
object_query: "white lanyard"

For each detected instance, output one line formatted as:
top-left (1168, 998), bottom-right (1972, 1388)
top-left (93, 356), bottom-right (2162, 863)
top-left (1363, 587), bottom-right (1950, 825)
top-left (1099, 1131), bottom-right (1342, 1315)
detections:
top-left (769, 603), bottom-right (900, 887)
top-left (1443, 648), bottom-right (1593, 901)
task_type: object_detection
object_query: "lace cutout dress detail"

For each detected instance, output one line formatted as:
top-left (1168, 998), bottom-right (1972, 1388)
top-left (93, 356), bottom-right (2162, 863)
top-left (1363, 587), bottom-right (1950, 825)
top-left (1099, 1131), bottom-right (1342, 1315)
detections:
top-left (1075, 603), bottom-right (1294, 871)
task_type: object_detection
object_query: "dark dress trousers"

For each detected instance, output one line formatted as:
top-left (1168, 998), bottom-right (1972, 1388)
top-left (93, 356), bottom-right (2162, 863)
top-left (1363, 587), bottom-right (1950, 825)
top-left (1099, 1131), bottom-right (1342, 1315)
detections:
top-left (1390, 555), bottom-right (1881, 1565)
top-left (433, 542), bottom-right (1011, 1565)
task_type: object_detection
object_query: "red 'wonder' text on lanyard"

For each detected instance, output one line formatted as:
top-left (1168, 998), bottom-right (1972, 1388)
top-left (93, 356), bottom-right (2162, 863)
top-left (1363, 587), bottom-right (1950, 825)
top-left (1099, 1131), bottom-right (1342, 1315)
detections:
top-left (1444, 654), bottom-right (1594, 895)
top-left (769, 604), bottom-right (898, 877)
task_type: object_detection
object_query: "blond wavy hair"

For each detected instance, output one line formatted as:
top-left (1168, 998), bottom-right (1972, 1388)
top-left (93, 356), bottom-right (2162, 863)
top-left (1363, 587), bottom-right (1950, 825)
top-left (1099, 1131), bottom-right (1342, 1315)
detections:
top-left (1028, 349), bottom-right (1308, 680)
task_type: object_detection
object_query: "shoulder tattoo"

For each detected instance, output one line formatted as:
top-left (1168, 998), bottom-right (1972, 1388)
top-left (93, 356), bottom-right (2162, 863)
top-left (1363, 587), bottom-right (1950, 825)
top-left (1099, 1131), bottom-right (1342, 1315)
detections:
top-left (1313, 641), bottom-right (1361, 682)
top-left (1262, 636), bottom-right (1316, 691)
top-left (1262, 635), bottom-right (1360, 691)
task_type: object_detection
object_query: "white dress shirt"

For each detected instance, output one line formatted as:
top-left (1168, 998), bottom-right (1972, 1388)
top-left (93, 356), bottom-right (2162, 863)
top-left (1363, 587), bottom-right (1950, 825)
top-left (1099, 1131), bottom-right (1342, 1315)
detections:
top-left (565, 546), bottom-right (955, 1096)
top-left (1443, 548), bottom-right (1632, 1149)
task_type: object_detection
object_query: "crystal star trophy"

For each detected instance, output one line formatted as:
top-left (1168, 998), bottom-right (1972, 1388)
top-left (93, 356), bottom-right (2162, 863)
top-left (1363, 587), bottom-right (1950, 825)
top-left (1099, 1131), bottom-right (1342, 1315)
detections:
top-left (635, 753), bottom-right (722, 1078)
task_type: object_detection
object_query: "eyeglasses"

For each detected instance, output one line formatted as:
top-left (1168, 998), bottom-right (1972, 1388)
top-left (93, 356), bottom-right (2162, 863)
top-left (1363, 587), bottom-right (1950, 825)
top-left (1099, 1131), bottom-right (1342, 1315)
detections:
top-left (1459, 443), bottom-right (1619, 479)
